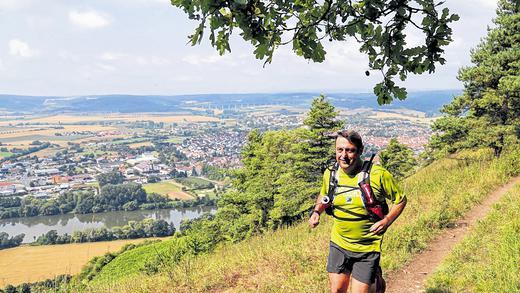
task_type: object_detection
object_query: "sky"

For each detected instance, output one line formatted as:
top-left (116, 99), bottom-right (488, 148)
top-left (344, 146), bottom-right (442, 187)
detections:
top-left (0, 0), bottom-right (499, 96)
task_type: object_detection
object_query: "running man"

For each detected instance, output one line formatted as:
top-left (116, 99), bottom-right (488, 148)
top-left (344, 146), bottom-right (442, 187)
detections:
top-left (309, 130), bottom-right (407, 293)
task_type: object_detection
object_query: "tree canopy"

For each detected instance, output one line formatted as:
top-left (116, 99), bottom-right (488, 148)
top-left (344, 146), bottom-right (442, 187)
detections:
top-left (429, 0), bottom-right (519, 158)
top-left (171, 0), bottom-right (458, 104)
top-left (379, 138), bottom-right (417, 179)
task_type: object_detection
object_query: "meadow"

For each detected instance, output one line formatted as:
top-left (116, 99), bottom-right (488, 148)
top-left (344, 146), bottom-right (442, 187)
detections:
top-left (79, 148), bottom-right (519, 292)
top-left (0, 238), bottom-right (165, 287)
top-left (143, 180), bottom-right (194, 200)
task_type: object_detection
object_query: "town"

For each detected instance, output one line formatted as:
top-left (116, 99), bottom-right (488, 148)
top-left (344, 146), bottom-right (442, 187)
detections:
top-left (0, 105), bottom-right (432, 200)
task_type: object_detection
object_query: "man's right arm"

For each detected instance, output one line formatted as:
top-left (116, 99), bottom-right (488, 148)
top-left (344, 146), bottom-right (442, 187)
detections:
top-left (309, 171), bottom-right (330, 228)
top-left (309, 195), bottom-right (328, 228)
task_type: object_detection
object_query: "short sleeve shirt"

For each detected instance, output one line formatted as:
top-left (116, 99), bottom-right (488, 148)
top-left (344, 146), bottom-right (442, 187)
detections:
top-left (320, 164), bottom-right (405, 252)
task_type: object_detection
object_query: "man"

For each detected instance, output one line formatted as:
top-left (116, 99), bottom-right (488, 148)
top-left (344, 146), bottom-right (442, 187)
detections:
top-left (309, 130), bottom-right (407, 293)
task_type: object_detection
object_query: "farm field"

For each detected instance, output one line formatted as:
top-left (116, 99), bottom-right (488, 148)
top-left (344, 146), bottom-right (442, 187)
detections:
top-left (0, 114), bottom-right (221, 126)
top-left (0, 152), bottom-right (12, 158)
top-left (0, 238), bottom-right (166, 287)
top-left (368, 111), bottom-right (435, 124)
top-left (143, 180), bottom-right (194, 200)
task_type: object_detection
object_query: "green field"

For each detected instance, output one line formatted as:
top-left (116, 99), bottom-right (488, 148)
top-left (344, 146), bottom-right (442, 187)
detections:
top-left (143, 180), bottom-right (194, 200)
top-left (79, 148), bottom-right (519, 292)
top-left (425, 183), bottom-right (520, 293)
top-left (163, 137), bottom-right (184, 144)
top-left (0, 151), bottom-right (13, 158)
top-left (111, 137), bottom-right (149, 145)
top-left (174, 177), bottom-right (214, 189)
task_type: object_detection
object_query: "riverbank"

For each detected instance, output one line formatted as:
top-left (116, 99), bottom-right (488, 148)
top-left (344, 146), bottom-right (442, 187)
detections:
top-left (0, 206), bottom-right (215, 243)
top-left (0, 237), bottom-right (167, 287)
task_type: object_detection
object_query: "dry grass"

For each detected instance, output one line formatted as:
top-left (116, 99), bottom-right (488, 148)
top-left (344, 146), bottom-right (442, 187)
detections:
top-left (0, 238), bottom-right (165, 287)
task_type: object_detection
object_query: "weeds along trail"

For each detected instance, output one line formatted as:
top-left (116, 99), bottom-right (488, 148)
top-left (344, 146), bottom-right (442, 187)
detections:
top-left (385, 176), bottom-right (520, 293)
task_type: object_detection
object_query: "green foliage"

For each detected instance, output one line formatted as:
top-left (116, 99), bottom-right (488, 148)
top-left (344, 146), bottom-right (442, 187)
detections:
top-left (0, 183), bottom-right (212, 220)
top-left (0, 275), bottom-right (71, 293)
top-left (77, 240), bottom-right (161, 283)
top-left (201, 165), bottom-right (230, 181)
top-left (429, 0), bottom-right (520, 158)
top-left (97, 170), bottom-right (124, 187)
top-left (0, 232), bottom-right (25, 250)
top-left (379, 138), bottom-right (417, 179)
top-left (174, 177), bottom-right (214, 190)
top-left (171, 0), bottom-right (458, 104)
top-left (425, 184), bottom-right (520, 293)
top-left (34, 219), bottom-right (175, 245)
top-left (301, 94), bottom-right (344, 179)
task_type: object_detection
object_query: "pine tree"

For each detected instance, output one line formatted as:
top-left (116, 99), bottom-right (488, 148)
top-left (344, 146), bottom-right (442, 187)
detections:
top-left (430, 0), bottom-right (519, 157)
top-left (379, 138), bottom-right (417, 179)
top-left (299, 95), bottom-right (344, 181)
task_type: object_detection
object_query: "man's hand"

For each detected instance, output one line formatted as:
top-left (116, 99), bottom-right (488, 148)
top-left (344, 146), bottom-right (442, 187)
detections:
top-left (309, 211), bottom-right (320, 228)
top-left (369, 217), bottom-right (390, 235)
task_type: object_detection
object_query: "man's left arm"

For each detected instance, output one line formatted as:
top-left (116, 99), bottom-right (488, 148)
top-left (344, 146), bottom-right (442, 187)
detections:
top-left (370, 197), bottom-right (406, 235)
top-left (370, 169), bottom-right (407, 235)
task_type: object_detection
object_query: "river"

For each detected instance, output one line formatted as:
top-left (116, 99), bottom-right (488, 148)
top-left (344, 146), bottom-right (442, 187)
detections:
top-left (0, 206), bottom-right (215, 243)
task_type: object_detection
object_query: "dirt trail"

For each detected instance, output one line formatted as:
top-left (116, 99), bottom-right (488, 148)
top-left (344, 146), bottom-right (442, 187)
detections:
top-left (385, 176), bottom-right (520, 293)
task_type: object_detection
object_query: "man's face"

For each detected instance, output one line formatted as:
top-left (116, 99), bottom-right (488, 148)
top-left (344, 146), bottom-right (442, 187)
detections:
top-left (335, 136), bottom-right (361, 170)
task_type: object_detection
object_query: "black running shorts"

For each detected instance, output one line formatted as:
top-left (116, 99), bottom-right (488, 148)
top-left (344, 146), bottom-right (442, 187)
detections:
top-left (326, 241), bottom-right (381, 285)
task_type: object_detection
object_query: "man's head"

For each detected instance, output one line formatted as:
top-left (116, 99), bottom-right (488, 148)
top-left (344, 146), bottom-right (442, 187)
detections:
top-left (334, 130), bottom-right (364, 172)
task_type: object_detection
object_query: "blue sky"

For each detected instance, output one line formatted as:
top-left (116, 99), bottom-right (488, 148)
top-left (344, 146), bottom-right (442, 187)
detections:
top-left (0, 0), bottom-right (498, 96)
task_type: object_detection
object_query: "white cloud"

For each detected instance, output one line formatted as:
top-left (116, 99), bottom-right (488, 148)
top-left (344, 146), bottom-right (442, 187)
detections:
top-left (96, 63), bottom-right (116, 71)
top-left (69, 10), bottom-right (111, 29)
top-left (99, 52), bottom-right (126, 61)
top-left (182, 54), bottom-right (236, 66)
top-left (98, 51), bottom-right (172, 66)
top-left (8, 39), bottom-right (40, 58)
top-left (0, 0), bottom-right (31, 10)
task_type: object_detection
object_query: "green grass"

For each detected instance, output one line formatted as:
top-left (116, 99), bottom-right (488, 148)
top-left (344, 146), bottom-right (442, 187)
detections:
top-left (174, 177), bottom-right (214, 189)
top-left (164, 137), bottom-right (184, 144)
top-left (111, 138), bottom-right (149, 145)
top-left (80, 148), bottom-right (519, 292)
top-left (142, 180), bottom-right (181, 196)
top-left (84, 239), bottom-right (178, 286)
top-left (0, 152), bottom-right (13, 158)
top-left (425, 183), bottom-right (520, 293)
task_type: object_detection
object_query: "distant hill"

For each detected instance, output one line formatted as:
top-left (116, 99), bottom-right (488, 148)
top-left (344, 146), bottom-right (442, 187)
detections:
top-left (0, 90), bottom-right (461, 115)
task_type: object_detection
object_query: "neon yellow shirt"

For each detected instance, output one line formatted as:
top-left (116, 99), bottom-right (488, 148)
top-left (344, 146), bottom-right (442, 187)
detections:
top-left (320, 164), bottom-right (405, 252)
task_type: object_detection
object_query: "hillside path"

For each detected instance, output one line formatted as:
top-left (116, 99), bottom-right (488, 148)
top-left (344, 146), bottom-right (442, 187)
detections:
top-left (385, 176), bottom-right (520, 293)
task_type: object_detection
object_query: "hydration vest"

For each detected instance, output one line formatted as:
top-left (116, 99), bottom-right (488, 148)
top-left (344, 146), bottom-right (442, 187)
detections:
top-left (324, 154), bottom-right (389, 221)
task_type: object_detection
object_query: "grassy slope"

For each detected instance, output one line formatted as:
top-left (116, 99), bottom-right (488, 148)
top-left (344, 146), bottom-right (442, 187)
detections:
top-left (425, 183), bottom-right (520, 293)
top-left (83, 149), bottom-right (519, 292)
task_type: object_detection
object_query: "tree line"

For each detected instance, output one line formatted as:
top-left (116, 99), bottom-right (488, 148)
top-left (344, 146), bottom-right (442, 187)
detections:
top-left (0, 183), bottom-right (215, 220)
top-left (0, 232), bottom-right (24, 250)
top-left (34, 218), bottom-right (175, 245)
